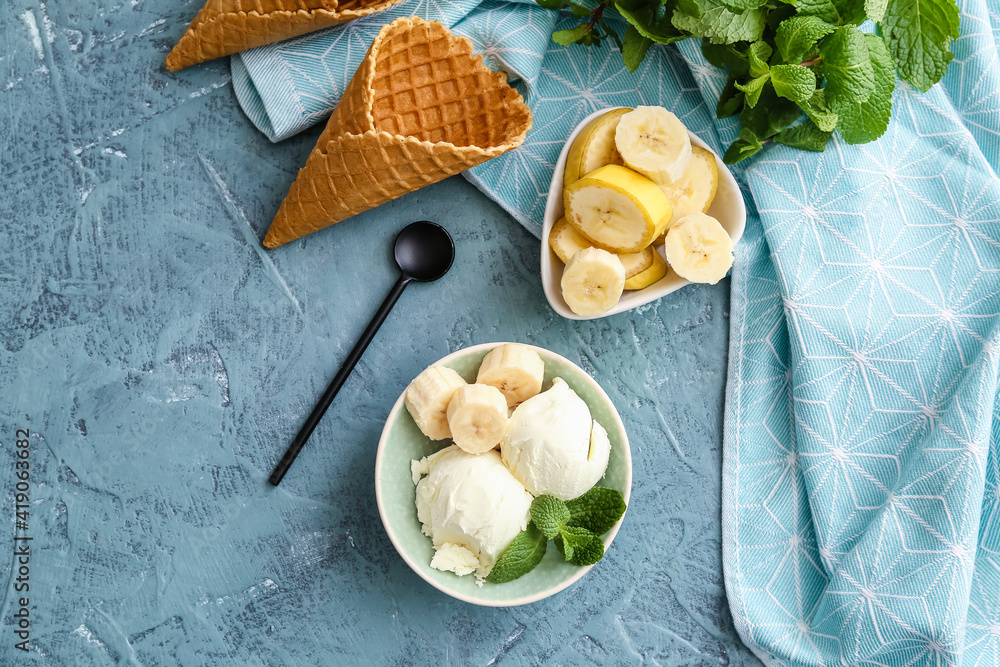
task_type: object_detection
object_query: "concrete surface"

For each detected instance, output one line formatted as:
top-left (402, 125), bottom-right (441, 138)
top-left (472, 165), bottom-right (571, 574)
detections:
top-left (0, 1), bottom-right (761, 664)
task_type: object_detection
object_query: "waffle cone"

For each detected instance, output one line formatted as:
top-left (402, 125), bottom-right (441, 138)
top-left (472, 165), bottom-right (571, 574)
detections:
top-left (263, 17), bottom-right (532, 248)
top-left (165, 0), bottom-right (402, 71)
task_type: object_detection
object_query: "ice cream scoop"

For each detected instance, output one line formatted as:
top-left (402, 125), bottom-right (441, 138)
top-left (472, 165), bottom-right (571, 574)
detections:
top-left (501, 378), bottom-right (611, 500)
top-left (411, 446), bottom-right (533, 582)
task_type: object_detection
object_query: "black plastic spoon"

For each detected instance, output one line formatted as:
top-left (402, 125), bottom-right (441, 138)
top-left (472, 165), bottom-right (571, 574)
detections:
top-left (268, 221), bottom-right (455, 486)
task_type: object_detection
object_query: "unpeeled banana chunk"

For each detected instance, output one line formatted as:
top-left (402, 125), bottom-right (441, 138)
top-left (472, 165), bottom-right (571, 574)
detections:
top-left (624, 247), bottom-right (668, 290)
top-left (564, 107), bottom-right (632, 187)
top-left (564, 165), bottom-right (672, 255)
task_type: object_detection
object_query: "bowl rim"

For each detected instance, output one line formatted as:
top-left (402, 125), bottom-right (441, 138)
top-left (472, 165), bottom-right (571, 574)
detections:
top-left (541, 106), bottom-right (747, 320)
top-left (374, 341), bottom-right (633, 607)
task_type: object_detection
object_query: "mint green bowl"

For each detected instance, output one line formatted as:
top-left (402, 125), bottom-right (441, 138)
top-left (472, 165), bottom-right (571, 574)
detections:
top-left (375, 342), bottom-right (632, 607)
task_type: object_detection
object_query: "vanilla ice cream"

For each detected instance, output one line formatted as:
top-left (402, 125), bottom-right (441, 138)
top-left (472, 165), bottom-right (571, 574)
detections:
top-left (500, 378), bottom-right (611, 500)
top-left (411, 445), bottom-right (533, 582)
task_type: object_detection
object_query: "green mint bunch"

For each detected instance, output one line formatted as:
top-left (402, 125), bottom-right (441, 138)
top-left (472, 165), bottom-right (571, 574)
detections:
top-left (486, 486), bottom-right (627, 584)
top-left (536, 0), bottom-right (959, 162)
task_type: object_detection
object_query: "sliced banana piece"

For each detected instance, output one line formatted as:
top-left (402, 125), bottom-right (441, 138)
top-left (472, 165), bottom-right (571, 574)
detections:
top-left (446, 384), bottom-right (509, 454)
top-left (549, 217), bottom-right (592, 265)
top-left (663, 212), bottom-right (734, 285)
top-left (615, 106), bottom-right (692, 185)
top-left (560, 247), bottom-right (626, 317)
top-left (656, 145), bottom-right (719, 244)
top-left (624, 246), bottom-right (668, 290)
top-left (550, 217), bottom-right (652, 279)
top-left (564, 107), bottom-right (632, 187)
top-left (617, 246), bottom-right (654, 279)
top-left (404, 365), bottom-right (467, 440)
top-left (563, 165), bottom-right (672, 255)
top-left (661, 145), bottom-right (719, 227)
top-left (477, 343), bottom-right (545, 407)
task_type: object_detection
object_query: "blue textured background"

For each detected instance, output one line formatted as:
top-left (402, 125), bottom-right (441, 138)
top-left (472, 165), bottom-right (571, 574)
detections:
top-left (1, 1), bottom-right (760, 664)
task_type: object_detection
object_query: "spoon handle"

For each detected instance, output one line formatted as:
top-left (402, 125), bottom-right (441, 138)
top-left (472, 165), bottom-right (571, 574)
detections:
top-left (269, 274), bottom-right (412, 486)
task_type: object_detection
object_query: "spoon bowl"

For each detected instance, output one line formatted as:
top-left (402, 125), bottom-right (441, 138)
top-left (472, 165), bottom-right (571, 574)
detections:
top-left (395, 221), bottom-right (455, 283)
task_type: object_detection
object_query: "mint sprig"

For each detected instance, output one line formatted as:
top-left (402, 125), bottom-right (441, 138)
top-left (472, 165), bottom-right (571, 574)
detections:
top-left (486, 523), bottom-right (547, 584)
top-left (486, 487), bottom-right (627, 583)
top-left (538, 0), bottom-right (960, 161)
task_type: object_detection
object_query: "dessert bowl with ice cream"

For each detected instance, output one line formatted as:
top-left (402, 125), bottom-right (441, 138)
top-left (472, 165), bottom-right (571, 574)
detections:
top-left (375, 343), bottom-right (631, 606)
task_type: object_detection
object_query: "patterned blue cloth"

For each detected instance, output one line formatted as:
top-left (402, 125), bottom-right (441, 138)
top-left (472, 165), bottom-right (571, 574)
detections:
top-left (230, 1), bottom-right (1000, 663)
top-left (675, 3), bottom-right (1000, 664)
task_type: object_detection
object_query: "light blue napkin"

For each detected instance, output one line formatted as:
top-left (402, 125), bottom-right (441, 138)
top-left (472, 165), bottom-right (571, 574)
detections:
top-left (672, 2), bottom-right (1000, 664)
top-left (230, 1), bottom-right (1000, 663)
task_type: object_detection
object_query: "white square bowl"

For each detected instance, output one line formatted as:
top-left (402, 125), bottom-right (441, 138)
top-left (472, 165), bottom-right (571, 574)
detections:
top-left (541, 107), bottom-right (748, 320)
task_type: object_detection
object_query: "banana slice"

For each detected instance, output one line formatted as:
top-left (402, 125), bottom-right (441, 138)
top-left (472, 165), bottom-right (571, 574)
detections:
top-left (564, 108), bottom-right (632, 187)
top-left (550, 217), bottom-right (652, 279)
top-left (563, 165), bottom-right (672, 255)
top-left (661, 145), bottom-right (719, 227)
top-left (624, 247), bottom-right (668, 290)
top-left (560, 247), bottom-right (626, 317)
top-left (548, 217), bottom-right (592, 265)
top-left (446, 384), bottom-right (509, 454)
top-left (617, 247), bottom-right (654, 279)
top-left (404, 366), bottom-right (467, 440)
top-left (477, 343), bottom-right (545, 407)
top-left (663, 212), bottom-right (734, 285)
top-left (615, 106), bottom-right (692, 185)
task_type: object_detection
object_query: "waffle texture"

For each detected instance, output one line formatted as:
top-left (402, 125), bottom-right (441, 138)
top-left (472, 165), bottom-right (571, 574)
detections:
top-left (164, 0), bottom-right (403, 71)
top-left (263, 16), bottom-right (532, 249)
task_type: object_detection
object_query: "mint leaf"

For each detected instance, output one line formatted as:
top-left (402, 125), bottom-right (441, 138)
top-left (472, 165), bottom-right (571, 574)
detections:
top-left (717, 77), bottom-right (745, 118)
top-left (775, 16), bottom-right (835, 64)
top-left (565, 486), bottom-right (628, 535)
top-left (530, 495), bottom-right (570, 539)
top-left (880, 0), bottom-right (959, 91)
top-left (671, 0), bottom-right (766, 45)
top-left (701, 40), bottom-right (750, 76)
top-left (676, 0), bottom-right (703, 18)
top-left (724, 127), bottom-right (765, 163)
top-left (766, 2), bottom-right (797, 28)
top-left (838, 33), bottom-right (894, 143)
top-left (740, 87), bottom-right (803, 137)
top-left (617, 1), bottom-right (687, 44)
top-left (556, 526), bottom-right (605, 566)
top-left (771, 64), bottom-right (816, 102)
top-left (748, 41), bottom-right (773, 78)
top-left (796, 0), bottom-right (866, 25)
top-left (866, 0), bottom-right (888, 20)
top-left (552, 23), bottom-right (590, 46)
top-left (622, 25), bottom-right (653, 72)
top-left (735, 74), bottom-right (770, 107)
top-left (819, 25), bottom-right (874, 114)
top-left (718, 0), bottom-right (768, 13)
top-left (774, 119), bottom-right (833, 151)
top-left (486, 523), bottom-right (547, 584)
top-left (798, 89), bottom-right (839, 131)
